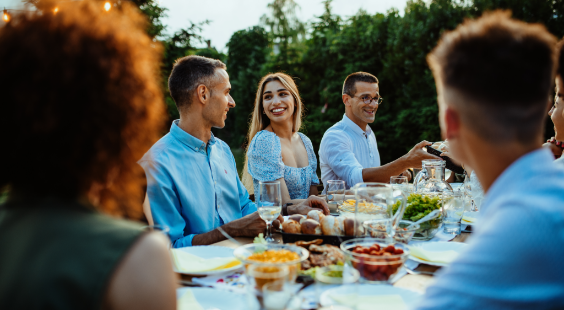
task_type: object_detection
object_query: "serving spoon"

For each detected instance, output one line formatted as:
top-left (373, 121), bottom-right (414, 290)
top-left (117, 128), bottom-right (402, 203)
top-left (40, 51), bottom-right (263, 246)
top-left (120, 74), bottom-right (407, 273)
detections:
top-left (406, 209), bottom-right (441, 230)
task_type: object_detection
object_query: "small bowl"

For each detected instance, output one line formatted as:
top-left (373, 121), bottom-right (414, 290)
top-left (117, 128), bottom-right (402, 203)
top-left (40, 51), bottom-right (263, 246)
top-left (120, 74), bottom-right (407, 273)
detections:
top-left (233, 244), bottom-right (309, 284)
top-left (340, 238), bottom-right (409, 284)
top-left (363, 219), bottom-right (420, 244)
top-left (314, 265), bottom-right (360, 284)
top-left (247, 264), bottom-right (289, 292)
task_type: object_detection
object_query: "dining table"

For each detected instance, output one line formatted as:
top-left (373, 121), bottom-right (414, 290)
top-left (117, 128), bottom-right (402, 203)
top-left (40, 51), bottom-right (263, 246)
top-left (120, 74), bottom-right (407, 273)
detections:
top-left (177, 231), bottom-right (471, 310)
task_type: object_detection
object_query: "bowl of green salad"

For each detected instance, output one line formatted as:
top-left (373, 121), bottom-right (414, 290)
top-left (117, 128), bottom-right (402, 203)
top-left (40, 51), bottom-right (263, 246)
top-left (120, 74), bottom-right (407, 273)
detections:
top-left (392, 193), bottom-right (443, 240)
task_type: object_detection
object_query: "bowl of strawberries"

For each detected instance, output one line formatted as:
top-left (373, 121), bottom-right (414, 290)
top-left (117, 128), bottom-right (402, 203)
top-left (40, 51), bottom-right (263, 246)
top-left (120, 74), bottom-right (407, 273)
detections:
top-left (340, 238), bottom-right (409, 284)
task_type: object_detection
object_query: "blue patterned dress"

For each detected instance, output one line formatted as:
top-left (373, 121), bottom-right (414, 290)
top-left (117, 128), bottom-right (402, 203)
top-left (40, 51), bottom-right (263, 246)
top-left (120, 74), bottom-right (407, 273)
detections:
top-left (247, 130), bottom-right (320, 200)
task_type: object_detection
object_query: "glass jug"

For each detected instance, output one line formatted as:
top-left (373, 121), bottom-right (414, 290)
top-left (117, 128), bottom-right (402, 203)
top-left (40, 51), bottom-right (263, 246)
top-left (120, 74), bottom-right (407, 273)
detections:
top-left (350, 183), bottom-right (408, 239)
top-left (414, 159), bottom-right (454, 194)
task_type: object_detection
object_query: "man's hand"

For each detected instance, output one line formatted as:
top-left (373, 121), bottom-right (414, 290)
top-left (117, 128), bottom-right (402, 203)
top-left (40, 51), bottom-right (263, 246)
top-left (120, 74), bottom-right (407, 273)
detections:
top-left (543, 137), bottom-right (563, 158)
top-left (402, 140), bottom-right (442, 168)
top-left (288, 196), bottom-right (330, 215)
top-left (223, 212), bottom-right (283, 238)
top-left (399, 170), bottom-right (412, 181)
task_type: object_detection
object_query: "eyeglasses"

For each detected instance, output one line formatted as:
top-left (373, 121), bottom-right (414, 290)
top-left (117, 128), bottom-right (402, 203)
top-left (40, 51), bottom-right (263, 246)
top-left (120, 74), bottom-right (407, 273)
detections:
top-left (352, 94), bottom-right (383, 105)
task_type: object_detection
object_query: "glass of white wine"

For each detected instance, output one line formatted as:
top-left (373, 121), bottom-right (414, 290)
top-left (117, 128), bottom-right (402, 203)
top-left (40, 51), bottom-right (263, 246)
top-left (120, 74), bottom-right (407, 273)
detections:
top-left (257, 181), bottom-right (282, 243)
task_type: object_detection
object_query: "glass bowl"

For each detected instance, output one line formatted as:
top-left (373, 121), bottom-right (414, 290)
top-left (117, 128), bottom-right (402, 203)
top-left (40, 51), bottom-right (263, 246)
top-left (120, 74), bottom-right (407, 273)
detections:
top-left (233, 243), bottom-right (309, 284)
top-left (247, 264), bottom-right (289, 292)
top-left (363, 219), bottom-right (420, 244)
top-left (340, 238), bottom-right (409, 284)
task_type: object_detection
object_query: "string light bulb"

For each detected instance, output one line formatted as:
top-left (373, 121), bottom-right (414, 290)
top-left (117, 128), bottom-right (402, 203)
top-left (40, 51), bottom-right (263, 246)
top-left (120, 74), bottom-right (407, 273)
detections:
top-left (53, 7), bottom-right (59, 14)
top-left (104, 2), bottom-right (111, 11)
top-left (3, 9), bottom-right (10, 22)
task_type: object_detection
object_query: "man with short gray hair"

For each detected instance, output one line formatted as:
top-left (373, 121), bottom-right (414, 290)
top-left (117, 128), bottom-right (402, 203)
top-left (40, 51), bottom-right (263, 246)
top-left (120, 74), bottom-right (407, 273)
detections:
top-left (140, 55), bottom-right (328, 247)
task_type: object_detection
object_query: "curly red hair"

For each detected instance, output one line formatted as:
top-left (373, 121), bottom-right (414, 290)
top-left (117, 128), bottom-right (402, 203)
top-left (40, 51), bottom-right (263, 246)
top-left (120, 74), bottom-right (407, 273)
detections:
top-left (0, 1), bottom-right (166, 218)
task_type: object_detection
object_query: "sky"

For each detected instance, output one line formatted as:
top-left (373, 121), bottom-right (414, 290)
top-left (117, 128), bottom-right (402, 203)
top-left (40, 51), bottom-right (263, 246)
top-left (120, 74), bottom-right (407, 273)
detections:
top-left (160, 0), bottom-right (410, 51)
top-left (1, 0), bottom-right (410, 51)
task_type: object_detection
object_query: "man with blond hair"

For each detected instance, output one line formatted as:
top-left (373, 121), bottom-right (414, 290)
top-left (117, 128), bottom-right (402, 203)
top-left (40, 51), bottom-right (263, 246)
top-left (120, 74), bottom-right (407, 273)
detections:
top-left (415, 11), bottom-right (564, 309)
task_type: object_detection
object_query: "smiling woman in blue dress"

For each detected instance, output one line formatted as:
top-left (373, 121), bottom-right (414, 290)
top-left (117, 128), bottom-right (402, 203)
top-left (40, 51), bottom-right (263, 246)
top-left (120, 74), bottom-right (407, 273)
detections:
top-left (243, 73), bottom-right (319, 204)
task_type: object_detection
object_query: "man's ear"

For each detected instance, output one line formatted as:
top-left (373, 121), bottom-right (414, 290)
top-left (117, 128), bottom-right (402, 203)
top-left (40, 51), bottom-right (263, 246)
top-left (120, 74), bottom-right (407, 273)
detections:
top-left (195, 84), bottom-right (209, 105)
top-left (342, 94), bottom-right (351, 107)
top-left (444, 106), bottom-right (461, 141)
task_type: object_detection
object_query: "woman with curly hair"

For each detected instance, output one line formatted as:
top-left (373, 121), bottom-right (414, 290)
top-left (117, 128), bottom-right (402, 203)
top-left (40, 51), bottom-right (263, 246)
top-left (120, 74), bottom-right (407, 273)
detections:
top-left (242, 73), bottom-right (320, 204)
top-left (0, 2), bottom-right (176, 309)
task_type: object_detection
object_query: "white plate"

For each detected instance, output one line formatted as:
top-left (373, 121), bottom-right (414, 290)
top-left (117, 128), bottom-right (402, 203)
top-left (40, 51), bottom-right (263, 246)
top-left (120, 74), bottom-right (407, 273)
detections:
top-left (177, 287), bottom-right (259, 310)
top-left (408, 241), bottom-right (467, 267)
top-left (320, 284), bottom-right (421, 308)
top-left (173, 246), bottom-right (242, 276)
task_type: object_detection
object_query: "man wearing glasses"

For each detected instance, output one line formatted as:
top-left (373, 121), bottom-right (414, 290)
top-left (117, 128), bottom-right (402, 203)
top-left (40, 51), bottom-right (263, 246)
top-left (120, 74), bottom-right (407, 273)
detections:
top-left (319, 72), bottom-right (439, 190)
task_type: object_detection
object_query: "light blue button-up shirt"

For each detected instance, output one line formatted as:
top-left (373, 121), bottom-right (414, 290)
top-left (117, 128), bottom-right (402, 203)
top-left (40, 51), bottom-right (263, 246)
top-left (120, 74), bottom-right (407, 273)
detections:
top-left (139, 120), bottom-right (256, 247)
top-left (319, 114), bottom-right (381, 190)
top-left (415, 148), bottom-right (564, 309)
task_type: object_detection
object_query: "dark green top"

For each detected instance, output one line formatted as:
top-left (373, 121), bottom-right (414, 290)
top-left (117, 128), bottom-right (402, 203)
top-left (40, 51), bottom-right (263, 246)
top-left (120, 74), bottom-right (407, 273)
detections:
top-left (0, 199), bottom-right (144, 310)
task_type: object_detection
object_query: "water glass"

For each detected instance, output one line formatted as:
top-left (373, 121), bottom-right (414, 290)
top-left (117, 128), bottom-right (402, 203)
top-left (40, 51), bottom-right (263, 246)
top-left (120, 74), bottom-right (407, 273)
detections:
top-left (442, 191), bottom-right (464, 234)
top-left (257, 181), bottom-right (282, 243)
top-left (326, 180), bottom-right (346, 214)
top-left (262, 280), bottom-right (293, 310)
top-left (390, 176), bottom-right (408, 185)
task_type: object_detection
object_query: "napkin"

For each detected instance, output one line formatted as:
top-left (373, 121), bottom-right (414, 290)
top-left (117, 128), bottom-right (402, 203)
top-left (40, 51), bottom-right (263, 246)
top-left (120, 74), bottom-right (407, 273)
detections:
top-left (171, 249), bottom-right (241, 273)
top-left (177, 289), bottom-right (204, 310)
top-left (408, 246), bottom-right (459, 264)
top-left (331, 294), bottom-right (407, 310)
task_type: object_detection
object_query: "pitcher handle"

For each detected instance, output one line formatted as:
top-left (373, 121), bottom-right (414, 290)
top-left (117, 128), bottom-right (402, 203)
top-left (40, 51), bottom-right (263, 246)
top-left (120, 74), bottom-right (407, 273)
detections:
top-left (413, 169), bottom-right (427, 192)
top-left (391, 190), bottom-right (408, 232)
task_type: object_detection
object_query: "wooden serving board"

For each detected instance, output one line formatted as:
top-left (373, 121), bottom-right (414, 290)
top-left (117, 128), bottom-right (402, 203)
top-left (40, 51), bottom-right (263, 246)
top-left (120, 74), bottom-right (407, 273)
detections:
top-left (280, 232), bottom-right (356, 246)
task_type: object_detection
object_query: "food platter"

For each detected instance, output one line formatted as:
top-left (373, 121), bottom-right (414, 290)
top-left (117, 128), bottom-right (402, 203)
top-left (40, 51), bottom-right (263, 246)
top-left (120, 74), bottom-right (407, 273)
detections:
top-left (280, 231), bottom-right (355, 246)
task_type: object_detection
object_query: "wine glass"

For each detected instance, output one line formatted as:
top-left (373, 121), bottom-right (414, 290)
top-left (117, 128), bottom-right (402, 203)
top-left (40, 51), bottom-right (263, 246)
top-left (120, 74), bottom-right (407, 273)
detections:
top-left (257, 181), bottom-right (282, 243)
top-left (390, 176), bottom-right (408, 185)
top-left (326, 180), bottom-right (345, 214)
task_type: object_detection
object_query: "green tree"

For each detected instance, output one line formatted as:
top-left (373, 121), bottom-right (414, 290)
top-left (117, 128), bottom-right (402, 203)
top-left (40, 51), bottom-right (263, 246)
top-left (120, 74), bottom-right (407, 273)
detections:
top-left (217, 26), bottom-right (270, 148)
top-left (260, 0), bottom-right (306, 72)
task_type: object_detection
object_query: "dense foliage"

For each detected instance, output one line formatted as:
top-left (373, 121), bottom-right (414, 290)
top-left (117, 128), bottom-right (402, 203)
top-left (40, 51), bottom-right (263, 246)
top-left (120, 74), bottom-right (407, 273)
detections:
top-left (218, 0), bottom-right (564, 164)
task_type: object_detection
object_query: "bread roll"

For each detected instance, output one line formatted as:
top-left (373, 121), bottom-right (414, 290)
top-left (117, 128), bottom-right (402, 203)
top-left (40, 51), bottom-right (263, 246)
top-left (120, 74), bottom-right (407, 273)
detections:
top-left (301, 219), bottom-right (322, 235)
top-left (289, 214), bottom-right (306, 224)
top-left (282, 219), bottom-right (301, 234)
top-left (344, 218), bottom-right (364, 236)
top-left (307, 210), bottom-right (325, 223)
top-left (320, 216), bottom-right (344, 236)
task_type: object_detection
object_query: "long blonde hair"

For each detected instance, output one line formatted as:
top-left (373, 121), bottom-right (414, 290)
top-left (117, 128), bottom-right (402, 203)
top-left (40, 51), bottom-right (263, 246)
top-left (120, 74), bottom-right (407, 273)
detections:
top-left (242, 73), bottom-right (305, 194)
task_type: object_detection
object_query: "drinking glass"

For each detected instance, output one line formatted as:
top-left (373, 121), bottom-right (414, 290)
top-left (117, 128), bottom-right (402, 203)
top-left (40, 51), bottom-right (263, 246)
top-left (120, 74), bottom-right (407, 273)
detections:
top-left (326, 180), bottom-right (346, 214)
top-left (390, 176), bottom-right (408, 185)
top-left (442, 191), bottom-right (464, 235)
top-left (257, 181), bottom-right (282, 243)
top-left (262, 280), bottom-right (293, 310)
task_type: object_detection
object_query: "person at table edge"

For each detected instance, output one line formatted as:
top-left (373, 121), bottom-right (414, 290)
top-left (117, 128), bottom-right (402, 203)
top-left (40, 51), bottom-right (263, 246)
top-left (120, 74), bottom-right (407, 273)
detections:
top-left (415, 11), bottom-right (564, 309)
top-left (139, 55), bottom-right (329, 247)
top-left (318, 72), bottom-right (440, 190)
